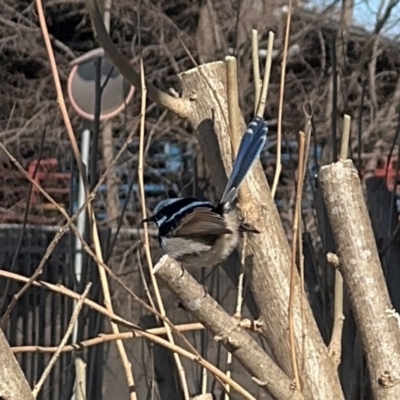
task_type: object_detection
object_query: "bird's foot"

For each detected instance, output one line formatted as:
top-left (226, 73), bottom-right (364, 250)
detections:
top-left (238, 215), bottom-right (260, 234)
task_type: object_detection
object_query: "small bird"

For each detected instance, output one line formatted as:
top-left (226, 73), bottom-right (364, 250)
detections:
top-left (143, 117), bottom-right (268, 271)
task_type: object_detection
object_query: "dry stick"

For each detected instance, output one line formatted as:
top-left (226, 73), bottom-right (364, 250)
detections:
top-left (298, 204), bottom-right (305, 374)
top-left (11, 318), bottom-right (260, 355)
top-left (251, 30), bottom-right (262, 115)
top-left (35, 1), bottom-right (137, 395)
top-left (225, 240), bottom-right (247, 400)
top-left (0, 268), bottom-right (188, 335)
top-left (328, 114), bottom-right (351, 366)
top-left (299, 111), bottom-right (312, 373)
top-left (136, 8), bottom-right (190, 399)
top-left (13, 327), bottom-right (204, 355)
top-left (226, 56), bottom-right (241, 152)
top-left (12, 321), bottom-right (259, 354)
top-left (256, 31), bottom-right (275, 118)
top-left (288, 132), bottom-right (305, 391)
top-left (340, 115), bottom-right (351, 162)
top-left (35, 0), bottom-right (88, 203)
top-left (225, 56), bottom-right (246, 399)
top-left (90, 213), bottom-right (137, 400)
top-left (271, 0), bottom-right (293, 197)
top-left (7, 268), bottom-right (176, 334)
top-left (32, 283), bottom-right (92, 398)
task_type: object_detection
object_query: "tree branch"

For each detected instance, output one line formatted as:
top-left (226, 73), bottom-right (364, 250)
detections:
top-left (0, 329), bottom-right (34, 400)
top-left (155, 255), bottom-right (303, 400)
top-left (319, 160), bottom-right (400, 399)
top-left (177, 61), bottom-right (345, 400)
top-left (84, 0), bottom-right (192, 119)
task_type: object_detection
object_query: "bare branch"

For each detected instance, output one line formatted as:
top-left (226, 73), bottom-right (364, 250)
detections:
top-left (154, 255), bottom-right (304, 400)
top-left (0, 329), bottom-right (34, 400)
top-left (251, 30), bottom-right (261, 115)
top-left (319, 160), bottom-right (400, 399)
top-left (84, 0), bottom-right (192, 119)
top-left (288, 132), bottom-right (305, 391)
top-left (256, 31), bottom-right (274, 118)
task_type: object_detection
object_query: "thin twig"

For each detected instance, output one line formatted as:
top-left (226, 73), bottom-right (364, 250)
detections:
top-left (75, 357), bottom-right (87, 400)
top-left (35, 0), bottom-right (137, 395)
top-left (226, 56), bottom-right (241, 153)
top-left (224, 56), bottom-right (251, 398)
top-left (136, 5), bottom-right (190, 398)
top-left (0, 128), bottom-right (47, 314)
top-left (32, 283), bottom-right (92, 398)
top-left (340, 115), bottom-right (351, 162)
top-left (299, 109), bottom-right (312, 373)
top-left (252, 30), bottom-right (262, 115)
top-left (225, 239), bottom-right (247, 400)
top-left (271, 0), bottom-right (293, 197)
top-left (328, 114), bottom-right (351, 367)
top-left (226, 55), bottom-right (251, 204)
top-left (330, 36), bottom-right (338, 161)
top-left (10, 319), bottom-right (260, 355)
top-left (256, 31), bottom-right (275, 118)
top-left (288, 132), bottom-right (305, 391)
top-left (12, 325), bottom-right (205, 354)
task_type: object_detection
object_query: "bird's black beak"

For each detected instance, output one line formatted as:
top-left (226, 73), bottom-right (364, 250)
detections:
top-left (141, 216), bottom-right (154, 225)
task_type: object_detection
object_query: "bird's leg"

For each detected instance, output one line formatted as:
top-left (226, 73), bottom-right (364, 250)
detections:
top-left (178, 264), bottom-right (186, 278)
top-left (236, 204), bottom-right (260, 234)
top-left (200, 264), bottom-right (220, 285)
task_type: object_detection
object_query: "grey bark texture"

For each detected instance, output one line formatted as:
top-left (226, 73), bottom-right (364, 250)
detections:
top-left (0, 329), bottom-right (33, 400)
top-left (319, 160), bottom-right (400, 399)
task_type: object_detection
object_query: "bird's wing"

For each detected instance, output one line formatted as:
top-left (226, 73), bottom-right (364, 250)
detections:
top-left (173, 207), bottom-right (232, 237)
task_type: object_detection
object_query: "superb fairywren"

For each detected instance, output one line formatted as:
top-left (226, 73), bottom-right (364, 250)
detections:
top-left (143, 117), bottom-right (268, 271)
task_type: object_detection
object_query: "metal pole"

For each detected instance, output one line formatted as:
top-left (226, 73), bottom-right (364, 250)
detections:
top-left (71, 128), bottom-right (90, 400)
top-left (73, 128), bottom-right (90, 289)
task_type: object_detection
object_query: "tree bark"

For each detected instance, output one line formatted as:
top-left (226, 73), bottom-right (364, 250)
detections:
top-left (319, 160), bottom-right (400, 399)
top-left (155, 255), bottom-right (303, 400)
top-left (177, 62), bottom-right (344, 400)
top-left (0, 329), bottom-right (33, 400)
top-left (101, 120), bottom-right (120, 227)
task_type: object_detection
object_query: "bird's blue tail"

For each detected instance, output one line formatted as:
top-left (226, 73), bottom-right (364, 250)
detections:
top-left (219, 117), bottom-right (268, 208)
